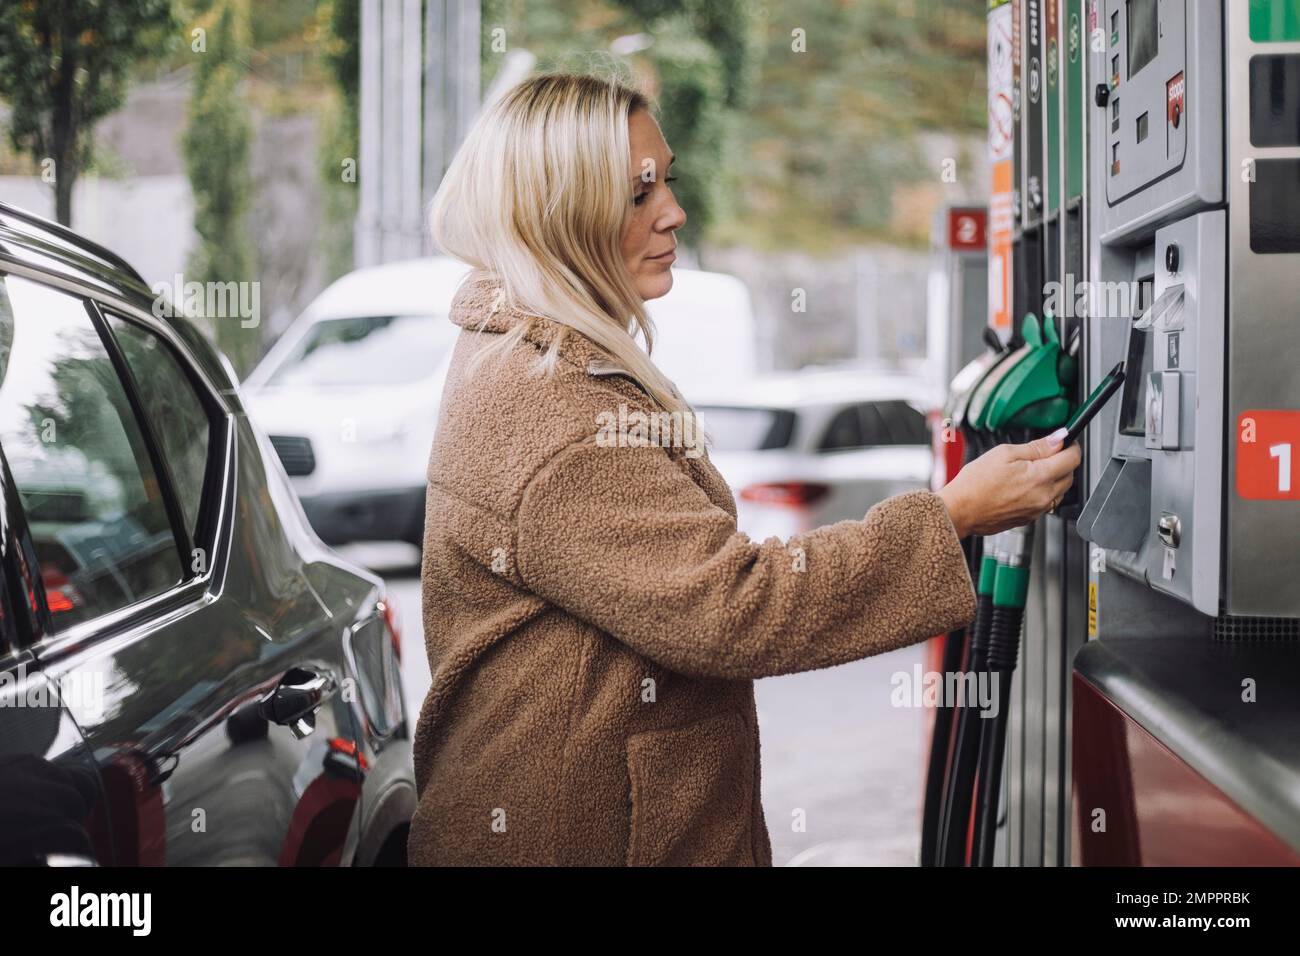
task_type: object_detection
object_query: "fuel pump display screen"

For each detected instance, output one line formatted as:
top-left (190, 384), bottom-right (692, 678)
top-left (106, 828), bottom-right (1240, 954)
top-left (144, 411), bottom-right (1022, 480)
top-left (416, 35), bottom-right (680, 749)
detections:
top-left (1118, 277), bottom-right (1155, 436)
top-left (1127, 0), bottom-right (1159, 80)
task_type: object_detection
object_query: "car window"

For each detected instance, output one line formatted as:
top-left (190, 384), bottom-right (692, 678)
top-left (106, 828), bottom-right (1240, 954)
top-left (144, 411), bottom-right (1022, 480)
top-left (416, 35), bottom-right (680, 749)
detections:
top-left (820, 401), bottom-right (929, 452)
top-left (695, 406), bottom-right (796, 451)
top-left (875, 400), bottom-right (930, 444)
top-left (266, 314), bottom-right (458, 387)
top-left (819, 406), bottom-right (864, 452)
top-left (106, 314), bottom-right (213, 540)
top-left (0, 276), bottom-right (182, 630)
top-left (858, 403), bottom-right (893, 446)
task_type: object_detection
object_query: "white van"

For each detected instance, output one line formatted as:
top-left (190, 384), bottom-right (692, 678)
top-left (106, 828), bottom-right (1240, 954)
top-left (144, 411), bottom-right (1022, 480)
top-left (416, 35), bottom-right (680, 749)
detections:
top-left (642, 267), bottom-right (757, 399)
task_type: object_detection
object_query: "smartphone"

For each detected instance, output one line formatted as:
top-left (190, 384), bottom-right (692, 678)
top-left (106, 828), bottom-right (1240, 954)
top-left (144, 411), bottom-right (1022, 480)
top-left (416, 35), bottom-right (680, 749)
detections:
top-left (1062, 361), bottom-right (1126, 446)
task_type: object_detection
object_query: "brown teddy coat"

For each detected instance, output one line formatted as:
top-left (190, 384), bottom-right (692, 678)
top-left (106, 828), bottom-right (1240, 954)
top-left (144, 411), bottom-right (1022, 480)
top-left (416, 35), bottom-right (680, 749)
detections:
top-left (408, 273), bottom-right (977, 866)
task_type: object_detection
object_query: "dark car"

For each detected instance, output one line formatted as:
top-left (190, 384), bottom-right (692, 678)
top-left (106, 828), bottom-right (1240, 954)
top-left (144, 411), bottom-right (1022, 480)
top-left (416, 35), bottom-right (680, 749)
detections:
top-left (0, 202), bottom-right (415, 866)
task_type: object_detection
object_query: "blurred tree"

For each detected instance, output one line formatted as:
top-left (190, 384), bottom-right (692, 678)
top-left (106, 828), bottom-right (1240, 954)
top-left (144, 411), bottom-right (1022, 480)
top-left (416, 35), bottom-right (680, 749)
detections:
top-left (0, 0), bottom-right (179, 225)
top-left (324, 0), bottom-right (360, 111)
top-left (479, 0), bottom-right (983, 251)
top-left (318, 0), bottom-right (360, 281)
top-left (182, 0), bottom-right (257, 374)
top-left (615, 0), bottom-right (754, 109)
top-left (726, 0), bottom-right (986, 249)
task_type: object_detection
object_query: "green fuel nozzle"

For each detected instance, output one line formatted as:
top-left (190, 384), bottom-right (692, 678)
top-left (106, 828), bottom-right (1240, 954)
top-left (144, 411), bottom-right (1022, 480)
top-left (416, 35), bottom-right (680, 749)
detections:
top-left (982, 313), bottom-right (1077, 436)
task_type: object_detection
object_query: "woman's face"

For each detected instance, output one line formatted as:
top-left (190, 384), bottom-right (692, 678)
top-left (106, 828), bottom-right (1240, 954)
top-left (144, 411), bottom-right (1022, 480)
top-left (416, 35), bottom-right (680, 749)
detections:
top-left (621, 109), bottom-right (686, 301)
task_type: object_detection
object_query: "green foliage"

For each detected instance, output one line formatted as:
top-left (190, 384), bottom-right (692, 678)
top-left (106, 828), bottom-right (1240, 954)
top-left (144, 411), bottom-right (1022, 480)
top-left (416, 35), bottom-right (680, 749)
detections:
top-left (182, 0), bottom-right (257, 374)
top-left (248, 0), bottom-right (319, 49)
top-left (0, 0), bottom-right (988, 261)
top-left (318, 95), bottom-right (359, 283)
top-left (318, 0), bottom-right (360, 281)
top-left (477, 0), bottom-right (983, 252)
top-left (729, 0), bottom-right (987, 248)
top-left (0, 0), bottom-right (179, 224)
top-left (325, 0), bottom-right (360, 112)
top-left (29, 339), bottom-right (143, 487)
top-left (616, 0), bottom-right (755, 108)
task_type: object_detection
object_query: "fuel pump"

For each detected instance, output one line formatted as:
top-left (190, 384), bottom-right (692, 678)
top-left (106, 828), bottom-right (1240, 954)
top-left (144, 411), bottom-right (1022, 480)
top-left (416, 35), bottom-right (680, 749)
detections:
top-left (1069, 0), bottom-right (1300, 864)
top-left (944, 0), bottom-right (1300, 865)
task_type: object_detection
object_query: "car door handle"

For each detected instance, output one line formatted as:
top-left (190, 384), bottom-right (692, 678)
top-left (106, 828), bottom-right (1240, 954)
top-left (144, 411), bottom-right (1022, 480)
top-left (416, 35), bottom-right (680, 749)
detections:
top-left (258, 667), bottom-right (337, 739)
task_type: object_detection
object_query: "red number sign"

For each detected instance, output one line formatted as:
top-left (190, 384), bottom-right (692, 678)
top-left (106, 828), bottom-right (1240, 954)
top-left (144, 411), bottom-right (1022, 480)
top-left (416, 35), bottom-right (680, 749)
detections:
top-left (1237, 410), bottom-right (1300, 500)
top-left (948, 208), bottom-right (987, 251)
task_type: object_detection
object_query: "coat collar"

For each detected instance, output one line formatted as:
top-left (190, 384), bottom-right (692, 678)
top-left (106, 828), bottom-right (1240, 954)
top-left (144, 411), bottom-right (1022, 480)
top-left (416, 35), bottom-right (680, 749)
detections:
top-left (449, 271), bottom-right (629, 378)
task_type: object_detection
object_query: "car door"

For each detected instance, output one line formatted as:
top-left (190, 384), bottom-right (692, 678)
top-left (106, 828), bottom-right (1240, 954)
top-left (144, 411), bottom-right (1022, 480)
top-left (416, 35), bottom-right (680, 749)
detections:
top-left (0, 272), bottom-right (362, 865)
top-left (0, 493), bottom-right (108, 866)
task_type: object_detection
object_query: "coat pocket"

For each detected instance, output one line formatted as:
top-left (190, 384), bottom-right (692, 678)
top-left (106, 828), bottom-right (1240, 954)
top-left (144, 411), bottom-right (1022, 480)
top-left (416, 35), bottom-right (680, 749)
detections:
top-left (625, 710), bottom-right (756, 866)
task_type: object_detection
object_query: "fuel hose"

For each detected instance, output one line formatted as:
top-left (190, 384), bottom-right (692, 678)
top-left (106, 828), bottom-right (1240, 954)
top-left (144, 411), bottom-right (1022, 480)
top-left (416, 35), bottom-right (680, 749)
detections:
top-left (937, 537), bottom-right (999, 865)
top-left (970, 523), bottom-right (1032, 867)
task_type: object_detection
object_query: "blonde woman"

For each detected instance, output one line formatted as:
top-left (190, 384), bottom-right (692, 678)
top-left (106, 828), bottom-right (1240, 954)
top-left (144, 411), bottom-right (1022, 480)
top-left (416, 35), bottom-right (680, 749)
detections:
top-left (410, 72), bottom-right (1080, 866)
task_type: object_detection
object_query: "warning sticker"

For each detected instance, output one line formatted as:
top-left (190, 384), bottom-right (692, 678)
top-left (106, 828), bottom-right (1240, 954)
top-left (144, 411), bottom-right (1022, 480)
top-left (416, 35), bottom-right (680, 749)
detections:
top-left (1167, 71), bottom-right (1186, 127)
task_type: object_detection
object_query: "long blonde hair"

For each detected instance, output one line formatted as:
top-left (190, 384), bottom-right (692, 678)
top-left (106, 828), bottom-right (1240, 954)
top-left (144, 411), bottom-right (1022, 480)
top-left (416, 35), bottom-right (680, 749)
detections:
top-left (427, 72), bottom-right (688, 415)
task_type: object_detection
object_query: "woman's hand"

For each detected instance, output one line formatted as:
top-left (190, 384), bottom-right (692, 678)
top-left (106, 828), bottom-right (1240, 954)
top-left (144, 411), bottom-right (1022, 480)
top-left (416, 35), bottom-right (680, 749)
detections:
top-left (938, 428), bottom-right (1082, 538)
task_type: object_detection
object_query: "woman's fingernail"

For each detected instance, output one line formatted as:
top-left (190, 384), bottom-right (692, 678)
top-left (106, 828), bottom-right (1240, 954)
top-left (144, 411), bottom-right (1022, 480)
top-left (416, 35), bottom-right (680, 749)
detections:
top-left (1048, 427), bottom-right (1068, 445)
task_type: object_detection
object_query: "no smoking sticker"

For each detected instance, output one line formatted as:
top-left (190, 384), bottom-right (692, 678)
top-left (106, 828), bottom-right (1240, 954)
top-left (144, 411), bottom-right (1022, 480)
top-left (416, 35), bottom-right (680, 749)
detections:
top-left (1167, 71), bottom-right (1185, 128)
top-left (1237, 410), bottom-right (1300, 499)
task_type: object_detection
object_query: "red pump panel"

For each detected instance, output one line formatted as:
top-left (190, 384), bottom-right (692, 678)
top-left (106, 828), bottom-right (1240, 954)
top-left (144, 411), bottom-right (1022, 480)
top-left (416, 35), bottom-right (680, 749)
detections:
top-left (1072, 672), bottom-right (1300, 866)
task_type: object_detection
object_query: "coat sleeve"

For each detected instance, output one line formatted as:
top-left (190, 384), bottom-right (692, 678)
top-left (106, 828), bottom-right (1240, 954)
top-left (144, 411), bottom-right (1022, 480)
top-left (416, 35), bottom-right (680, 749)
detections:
top-left (513, 439), bottom-right (977, 681)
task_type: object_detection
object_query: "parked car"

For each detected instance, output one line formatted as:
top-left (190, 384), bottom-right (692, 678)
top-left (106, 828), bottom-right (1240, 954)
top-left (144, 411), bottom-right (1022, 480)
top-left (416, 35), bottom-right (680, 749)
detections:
top-left (243, 257), bottom-right (757, 546)
top-left (694, 368), bottom-right (940, 542)
top-left (243, 258), bottom-right (470, 547)
top-left (0, 201), bottom-right (412, 866)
